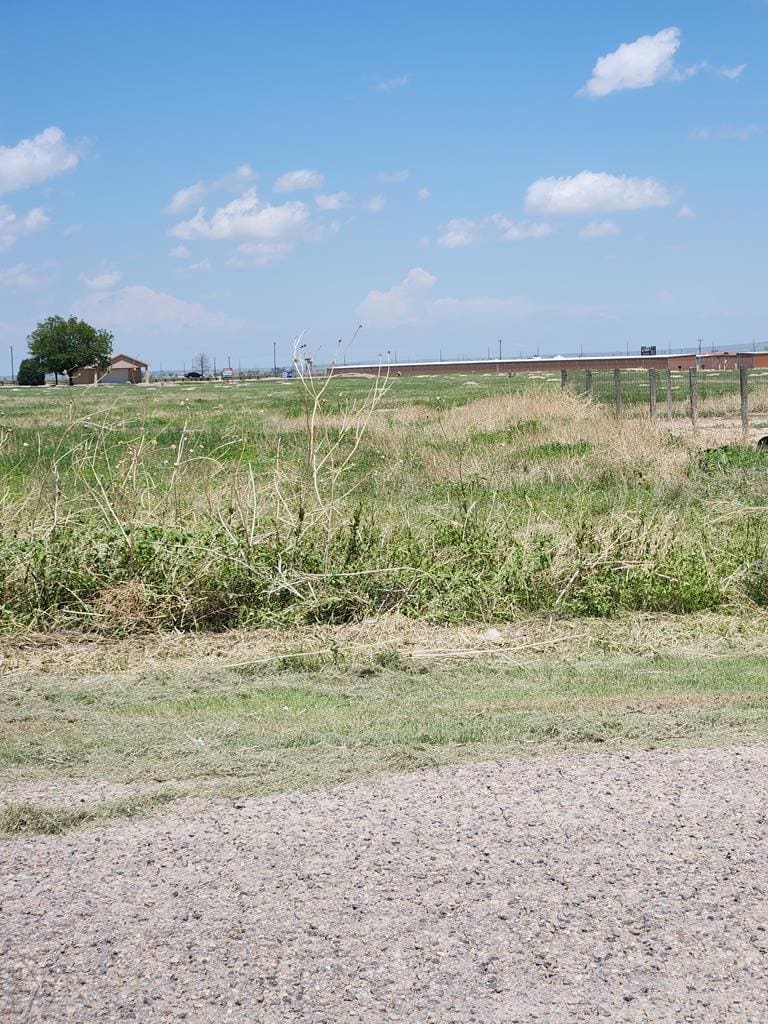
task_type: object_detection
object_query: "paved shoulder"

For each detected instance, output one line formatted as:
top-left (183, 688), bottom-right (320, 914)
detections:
top-left (2, 745), bottom-right (768, 1022)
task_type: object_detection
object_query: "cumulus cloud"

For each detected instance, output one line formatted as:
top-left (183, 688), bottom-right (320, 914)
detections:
top-left (373, 74), bottom-right (411, 92)
top-left (315, 191), bottom-right (350, 210)
top-left (226, 241), bottom-right (294, 267)
top-left (73, 284), bottom-right (244, 332)
top-left (580, 27), bottom-right (681, 97)
top-left (187, 260), bottom-right (212, 273)
top-left (437, 218), bottom-right (481, 249)
top-left (79, 269), bottom-right (123, 289)
top-left (676, 204), bottom-right (696, 219)
top-left (357, 267), bottom-right (437, 327)
top-left (525, 171), bottom-right (670, 215)
top-left (364, 195), bottom-right (386, 212)
top-left (170, 189), bottom-right (309, 241)
top-left (579, 219), bottom-right (621, 239)
top-left (438, 214), bottom-right (553, 248)
top-left (357, 268), bottom-right (536, 328)
top-left (169, 244), bottom-right (190, 258)
top-left (417, 187), bottom-right (431, 202)
top-left (273, 169), bottom-right (324, 192)
top-left (377, 169), bottom-right (409, 183)
top-left (0, 262), bottom-right (56, 290)
top-left (488, 214), bottom-right (554, 241)
top-left (166, 164), bottom-right (255, 213)
top-left (0, 127), bottom-right (80, 195)
top-left (0, 205), bottom-right (49, 250)
top-left (580, 27), bottom-right (746, 98)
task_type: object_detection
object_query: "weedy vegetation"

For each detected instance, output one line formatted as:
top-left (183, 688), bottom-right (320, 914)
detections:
top-left (1, 366), bottom-right (767, 633)
top-left (2, 366), bottom-right (768, 832)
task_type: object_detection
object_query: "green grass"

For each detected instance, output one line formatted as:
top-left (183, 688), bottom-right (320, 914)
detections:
top-left (0, 374), bottom-right (767, 633)
top-left (2, 645), bottom-right (768, 833)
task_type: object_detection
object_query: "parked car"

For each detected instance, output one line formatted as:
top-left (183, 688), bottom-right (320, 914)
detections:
top-left (184, 371), bottom-right (203, 379)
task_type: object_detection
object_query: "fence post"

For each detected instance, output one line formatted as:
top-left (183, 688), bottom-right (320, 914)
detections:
top-left (648, 368), bottom-right (657, 419)
top-left (585, 369), bottom-right (593, 399)
top-left (665, 369), bottom-right (673, 419)
top-left (740, 366), bottom-right (749, 440)
top-left (560, 368), bottom-right (568, 389)
top-left (689, 367), bottom-right (698, 430)
top-left (614, 368), bottom-right (622, 418)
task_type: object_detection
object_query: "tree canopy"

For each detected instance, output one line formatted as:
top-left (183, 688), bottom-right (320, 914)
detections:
top-left (16, 358), bottom-right (45, 386)
top-left (27, 316), bottom-right (113, 384)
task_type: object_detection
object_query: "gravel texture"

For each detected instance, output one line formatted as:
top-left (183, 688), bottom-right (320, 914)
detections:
top-left (2, 744), bottom-right (768, 1023)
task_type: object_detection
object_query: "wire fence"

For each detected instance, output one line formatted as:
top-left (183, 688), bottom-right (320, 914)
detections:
top-left (529, 367), bottom-right (768, 436)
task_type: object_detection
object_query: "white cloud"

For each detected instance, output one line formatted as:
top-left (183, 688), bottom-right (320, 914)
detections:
top-left (719, 64), bottom-right (746, 80)
top-left (488, 214), bottom-right (554, 241)
top-left (581, 27), bottom-right (746, 97)
top-left (373, 74), bottom-right (411, 92)
top-left (62, 223), bottom-right (82, 237)
top-left (437, 218), bottom-right (480, 249)
top-left (273, 169), bottom-right (324, 193)
top-left (357, 267), bottom-right (536, 327)
top-left (417, 187), bottom-right (431, 202)
top-left (187, 259), bottom-right (213, 273)
top-left (438, 214), bottom-right (553, 248)
top-left (0, 127), bottom-right (80, 195)
top-left (166, 164), bottom-right (256, 213)
top-left (79, 270), bottom-right (123, 289)
top-left (526, 171), bottom-right (670, 215)
top-left (676, 204), bottom-right (696, 219)
top-left (357, 267), bottom-right (437, 327)
top-left (169, 244), bottom-right (190, 258)
top-left (581, 27), bottom-right (680, 97)
top-left (315, 191), bottom-right (350, 210)
top-left (73, 285), bottom-right (244, 332)
top-left (692, 123), bottom-right (761, 141)
top-left (0, 205), bottom-right (49, 250)
top-left (166, 181), bottom-right (207, 214)
top-left (377, 170), bottom-right (409, 184)
top-left (364, 195), bottom-right (386, 212)
top-left (227, 241), bottom-right (293, 267)
top-left (0, 262), bottom-right (56, 290)
top-left (579, 219), bottom-right (621, 239)
top-left (170, 189), bottom-right (309, 241)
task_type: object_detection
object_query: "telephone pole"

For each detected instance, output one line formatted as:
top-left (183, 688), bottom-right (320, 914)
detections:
top-left (9, 345), bottom-right (14, 382)
top-left (498, 338), bottom-right (502, 360)
top-left (273, 341), bottom-right (277, 377)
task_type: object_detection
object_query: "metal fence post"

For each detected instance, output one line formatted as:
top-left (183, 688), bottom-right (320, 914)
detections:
top-left (740, 366), bottom-right (749, 440)
top-left (585, 369), bottom-right (593, 399)
top-left (614, 368), bottom-right (622, 418)
top-left (560, 368), bottom-right (568, 389)
top-left (689, 367), bottom-right (698, 430)
top-left (665, 369), bottom-right (673, 420)
top-left (648, 368), bottom-right (657, 419)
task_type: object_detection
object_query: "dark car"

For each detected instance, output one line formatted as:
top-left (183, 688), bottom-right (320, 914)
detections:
top-left (184, 371), bottom-right (203, 379)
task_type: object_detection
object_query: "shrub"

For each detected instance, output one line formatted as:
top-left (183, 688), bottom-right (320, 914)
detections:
top-left (16, 358), bottom-right (45, 387)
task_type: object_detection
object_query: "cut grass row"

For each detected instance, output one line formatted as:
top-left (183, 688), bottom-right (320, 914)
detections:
top-left (3, 641), bottom-right (768, 834)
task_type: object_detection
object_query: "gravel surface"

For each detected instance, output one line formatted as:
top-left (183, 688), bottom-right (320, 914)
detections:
top-left (2, 744), bottom-right (768, 1023)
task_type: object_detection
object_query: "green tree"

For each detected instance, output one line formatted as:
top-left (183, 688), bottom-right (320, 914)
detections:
top-left (27, 316), bottom-right (113, 385)
top-left (16, 358), bottom-right (45, 386)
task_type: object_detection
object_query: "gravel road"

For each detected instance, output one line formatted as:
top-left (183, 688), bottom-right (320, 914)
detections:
top-left (2, 745), bottom-right (768, 1023)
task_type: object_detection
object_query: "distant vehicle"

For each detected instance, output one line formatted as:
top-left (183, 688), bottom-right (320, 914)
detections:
top-left (184, 371), bottom-right (203, 379)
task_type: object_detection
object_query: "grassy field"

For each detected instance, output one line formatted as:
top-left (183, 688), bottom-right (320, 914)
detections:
top-left (0, 372), bottom-right (768, 633)
top-left (2, 611), bottom-right (768, 834)
top-left (2, 372), bottom-right (768, 833)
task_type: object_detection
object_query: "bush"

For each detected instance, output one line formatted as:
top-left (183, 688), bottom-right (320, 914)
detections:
top-left (16, 358), bottom-right (45, 387)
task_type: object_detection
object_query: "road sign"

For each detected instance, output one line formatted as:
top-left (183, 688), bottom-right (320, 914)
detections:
top-left (222, 367), bottom-right (234, 379)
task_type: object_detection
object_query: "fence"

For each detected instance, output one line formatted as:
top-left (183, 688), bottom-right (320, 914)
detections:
top-left (530, 367), bottom-right (768, 439)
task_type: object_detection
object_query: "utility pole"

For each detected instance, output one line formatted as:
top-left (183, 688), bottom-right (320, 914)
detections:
top-left (498, 338), bottom-right (502, 360)
top-left (698, 338), bottom-right (702, 356)
top-left (9, 345), bottom-right (14, 382)
top-left (213, 355), bottom-right (217, 376)
top-left (273, 341), bottom-right (277, 377)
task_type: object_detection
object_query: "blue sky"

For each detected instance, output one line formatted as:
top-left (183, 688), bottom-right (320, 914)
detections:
top-left (1, 0), bottom-right (766, 372)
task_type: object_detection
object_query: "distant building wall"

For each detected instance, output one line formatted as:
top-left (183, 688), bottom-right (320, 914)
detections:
top-left (328, 354), bottom-right (699, 377)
